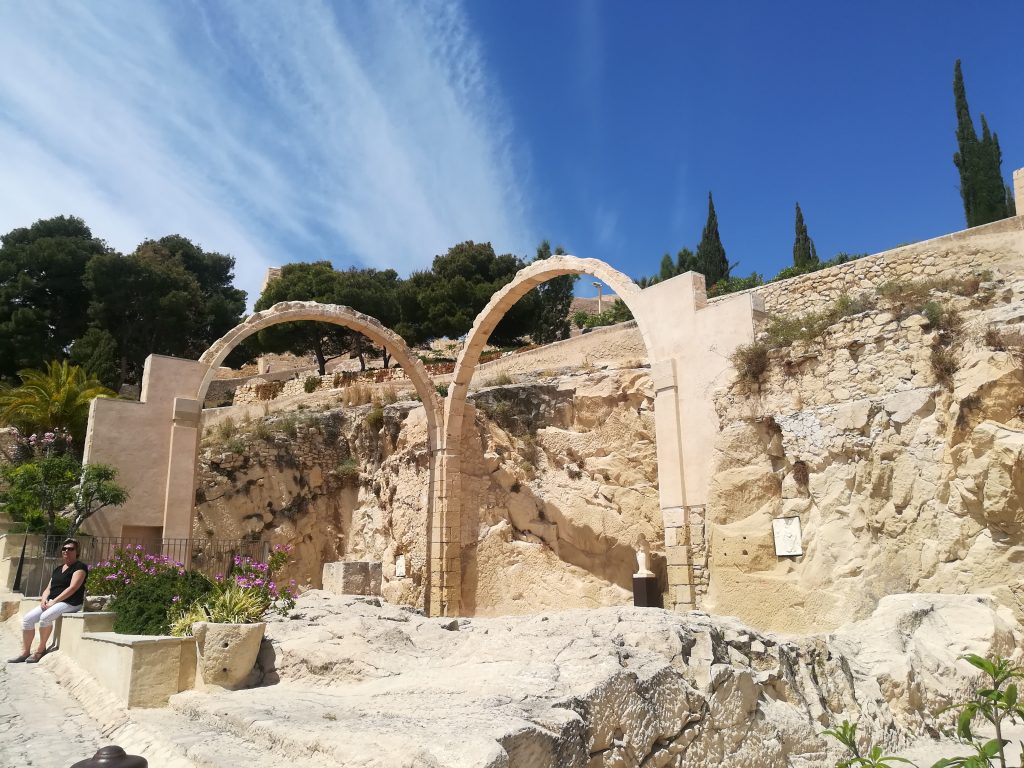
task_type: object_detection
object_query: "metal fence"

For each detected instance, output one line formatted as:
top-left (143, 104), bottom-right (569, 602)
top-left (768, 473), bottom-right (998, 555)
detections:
top-left (14, 535), bottom-right (270, 597)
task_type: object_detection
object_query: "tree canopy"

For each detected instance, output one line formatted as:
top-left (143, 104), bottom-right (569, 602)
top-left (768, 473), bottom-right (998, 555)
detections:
top-left (0, 216), bottom-right (248, 389)
top-left (0, 216), bottom-right (106, 380)
top-left (530, 241), bottom-right (577, 345)
top-left (953, 60), bottom-right (1014, 227)
top-left (792, 203), bottom-right (819, 270)
top-left (0, 360), bottom-right (114, 449)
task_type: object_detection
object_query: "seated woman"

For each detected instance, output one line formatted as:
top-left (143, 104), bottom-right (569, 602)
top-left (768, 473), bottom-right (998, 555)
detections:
top-left (8, 538), bottom-right (88, 663)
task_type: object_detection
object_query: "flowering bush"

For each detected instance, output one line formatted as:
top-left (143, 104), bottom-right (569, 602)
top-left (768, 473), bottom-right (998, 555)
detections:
top-left (85, 545), bottom-right (187, 599)
top-left (169, 545), bottom-right (296, 636)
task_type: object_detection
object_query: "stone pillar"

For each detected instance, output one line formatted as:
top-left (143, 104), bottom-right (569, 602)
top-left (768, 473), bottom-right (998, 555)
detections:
top-left (649, 359), bottom-right (695, 611)
top-left (162, 398), bottom-right (201, 540)
top-left (430, 445), bottom-right (461, 617)
top-left (1014, 168), bottom-right (1024, 215)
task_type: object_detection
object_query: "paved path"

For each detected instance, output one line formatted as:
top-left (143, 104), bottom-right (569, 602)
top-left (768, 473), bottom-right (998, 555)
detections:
top-left (0, 627), bottom-right (108, 768)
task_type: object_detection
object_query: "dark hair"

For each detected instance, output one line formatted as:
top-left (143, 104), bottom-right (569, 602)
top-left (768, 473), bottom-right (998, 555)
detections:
top-left (62, 538), bottom-right (79, 552)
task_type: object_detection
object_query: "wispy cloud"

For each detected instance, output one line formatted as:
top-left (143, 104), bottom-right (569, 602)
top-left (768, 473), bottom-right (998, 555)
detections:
top-left (0, 1), bottom-right (531, 305)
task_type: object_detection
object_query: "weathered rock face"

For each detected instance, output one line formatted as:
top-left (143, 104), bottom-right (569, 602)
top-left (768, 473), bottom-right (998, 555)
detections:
top-left (194, 368), bottom-right (660, 616)
top-left (705, 273), bottom-right (1024, 632)
top-left (164, 591), bottom-right (1022, 768)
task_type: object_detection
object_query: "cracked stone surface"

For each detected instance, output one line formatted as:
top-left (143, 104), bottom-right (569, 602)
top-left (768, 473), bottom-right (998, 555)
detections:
top-left (162, 590), bottom-right (1022, 768)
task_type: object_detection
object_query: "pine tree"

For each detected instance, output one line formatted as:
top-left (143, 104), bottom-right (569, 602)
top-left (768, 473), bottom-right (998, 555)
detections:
top-left (658, 253), bottom-right (677, 281)
top-left (953, 60), bottom-right (1011, 227)
top-left (531, 240), bottom-right (577, 344)
top-left (695, 192), bottom-right (729, 287)
top-left (792, 203), bottom-right (819, 270)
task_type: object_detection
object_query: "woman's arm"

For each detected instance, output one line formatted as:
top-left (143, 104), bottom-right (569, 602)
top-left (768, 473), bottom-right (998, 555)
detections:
top-left (40, 579), bottom-right (52, 608)
top-left (49, 570), bottom-right (86, 605)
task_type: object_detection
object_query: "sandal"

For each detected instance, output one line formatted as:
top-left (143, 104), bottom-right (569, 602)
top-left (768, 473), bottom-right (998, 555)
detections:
top-left (25, 650), bottom-right (46, 664)
top-left (6, 652), bottom-right (31, 663)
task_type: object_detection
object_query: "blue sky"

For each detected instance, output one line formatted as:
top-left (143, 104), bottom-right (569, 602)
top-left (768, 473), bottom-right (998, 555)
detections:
top-left (1, 2), bottom-right (1020, 305)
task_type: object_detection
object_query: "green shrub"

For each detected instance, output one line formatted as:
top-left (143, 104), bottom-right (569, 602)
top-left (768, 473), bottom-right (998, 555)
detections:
top-left (364, 405), bottom-right (384, 431)
top-left (225, 437), bottom-right (246, 454)
top-left (111, 570), bottom-right (213, 635)
top-left (253, 420), bottom-right (274, 441)
top-left (731, 341), bottom-right (770, 384)
top-left (215, 417), bottom-right (236, 441)
top-left (435, 384), bottom-right (449, 398)
top-left (335, 458), bottom-right (360, 487)
top-left (707, 273), bottom-right (764, 298)
top-left (303, 375), bottom-right (321, 394)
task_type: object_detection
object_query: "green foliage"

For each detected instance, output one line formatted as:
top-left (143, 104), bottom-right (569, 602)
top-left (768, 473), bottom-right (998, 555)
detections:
top-left (169, 582), bottom-right (267, 635)
top-left (335, 458), bottom-right (360, 487)
top-left (169, 547), bottom-right (295, 636)
top-left (953, 60), bottom-right (1013, 228)
top-left (821, 720), bottom-right (914, 767)
top-left (364, 404), bottom-right (384, 431)
top-left (303, 375), bottom-right (321, 394)
top-left (0, 453), bottom-right (127, 537)
top-left (825, 655), bottom-right (1024, 768)
top-left (397, 241), bottom-right (535, 347)
top-left (793, 203), bottom-right (819, 270)
top-left (0, 216), bottom-right (105, 382)
top-left (762, 293), bottom-right (877, 349)
top-left (531, 241), bottom-right (577, 344)
top-left (435, 384), bottom-right (449, 398)
top-left (111, 569), bottom-right (214, 636)
top-left (707, 273), bottom-right (765, 298)
top-left (696, 192), bottom-right (730, 287)
top-left (573, 300), bottom-right (633, 329)
top-left (68, 328), bottom-right (121, 390)
top-left (731, 341), bottom-right (770, 385)
top-left (85, 236), bottom-right (245, 389)
top-left (0, 360), bottom-right (115, 449)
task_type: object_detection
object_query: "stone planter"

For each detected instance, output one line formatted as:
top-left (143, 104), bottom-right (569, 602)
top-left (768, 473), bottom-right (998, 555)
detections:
top-left (193, 621), bottom-right (265, 690)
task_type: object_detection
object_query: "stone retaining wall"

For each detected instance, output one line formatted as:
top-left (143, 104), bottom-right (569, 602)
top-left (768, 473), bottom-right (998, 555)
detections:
top-left (717, 215), bottom-right (1024, 319)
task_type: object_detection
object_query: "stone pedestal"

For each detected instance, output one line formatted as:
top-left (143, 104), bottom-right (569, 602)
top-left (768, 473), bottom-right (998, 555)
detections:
top-left (322, 561), bottom-right (383, 597)
top-left (632, 575), bottom-right (661, 608)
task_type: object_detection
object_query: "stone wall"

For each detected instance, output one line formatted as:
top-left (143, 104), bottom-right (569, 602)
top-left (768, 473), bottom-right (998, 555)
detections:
top-left (722, 215), bottom-right (1024, 318)
top-left (703, 265), bottom-right (1024, 633)
top-left (195, 368), bottom-right (662, 615)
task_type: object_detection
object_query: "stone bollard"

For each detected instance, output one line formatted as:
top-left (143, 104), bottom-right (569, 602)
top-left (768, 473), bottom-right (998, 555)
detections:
top-left (69, 745), bottom-right (148, 767)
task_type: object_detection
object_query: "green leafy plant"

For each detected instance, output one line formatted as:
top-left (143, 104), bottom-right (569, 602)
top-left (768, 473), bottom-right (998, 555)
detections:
top-left (825, 655), bottom-right (1024, 768)
top-left (335, 458), bottom-right (360, 487)
top-left (111, 569), bottom-right (214, 635)
top-left (821, 720), bottom-right (913, 767)
top-left (364, 404), bottom-right (384, 431)
top-left (303, 375), bottom-right (321, 394)
top-left (935, 654), bottom-right (1024, 768)
top-left (731, 341), bottom-right (770, 385)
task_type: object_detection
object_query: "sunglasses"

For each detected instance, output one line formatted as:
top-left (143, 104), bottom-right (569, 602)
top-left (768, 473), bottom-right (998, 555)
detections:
top-left (61, 546), bottom-right (76, 552)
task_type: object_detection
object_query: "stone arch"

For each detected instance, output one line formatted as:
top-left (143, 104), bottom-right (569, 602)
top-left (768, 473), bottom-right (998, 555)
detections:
top-left (188, 301), bottom-right (444, 610)
top-left (434, 256), bottom-right (659, 616)
top-left (196, 300), bottom-right (442, 439)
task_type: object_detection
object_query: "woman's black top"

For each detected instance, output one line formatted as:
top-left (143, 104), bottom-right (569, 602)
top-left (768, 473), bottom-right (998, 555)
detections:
top-left (48, 561), bottom-right (88, 606)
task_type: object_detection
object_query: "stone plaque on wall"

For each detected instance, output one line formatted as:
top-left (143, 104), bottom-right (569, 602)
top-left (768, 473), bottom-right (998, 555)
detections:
top-left (772, 517), bottom-right (803, 557)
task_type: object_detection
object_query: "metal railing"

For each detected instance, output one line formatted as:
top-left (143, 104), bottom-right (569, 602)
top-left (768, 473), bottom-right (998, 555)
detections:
top-left (14, 535), bottom-right (270, 597)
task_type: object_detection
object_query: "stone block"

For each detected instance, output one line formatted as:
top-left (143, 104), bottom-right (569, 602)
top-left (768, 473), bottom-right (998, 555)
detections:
top-left (322, 561), bottom-right (383, 597)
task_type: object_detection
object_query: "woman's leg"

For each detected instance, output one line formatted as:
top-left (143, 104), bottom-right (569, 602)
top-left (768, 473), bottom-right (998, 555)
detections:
top-left (19, 605), bottom-right (44, 655)
top-left (34, 603), bottom-right (81, 654)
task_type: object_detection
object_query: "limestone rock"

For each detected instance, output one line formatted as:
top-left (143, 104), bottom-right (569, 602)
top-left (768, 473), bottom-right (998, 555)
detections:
top-left (160, 591), bottom-right (1021, 768)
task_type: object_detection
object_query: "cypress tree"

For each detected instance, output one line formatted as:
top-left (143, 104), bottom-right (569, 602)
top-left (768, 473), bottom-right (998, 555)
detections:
top-left (695, 192), bottom-right (729, 287)
top-left (953, 60), bottom-right (1011, 227)
top-left (792, 203), bottom-right (819, 270)
top-left (658, 253), bottom-right (677, 281)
